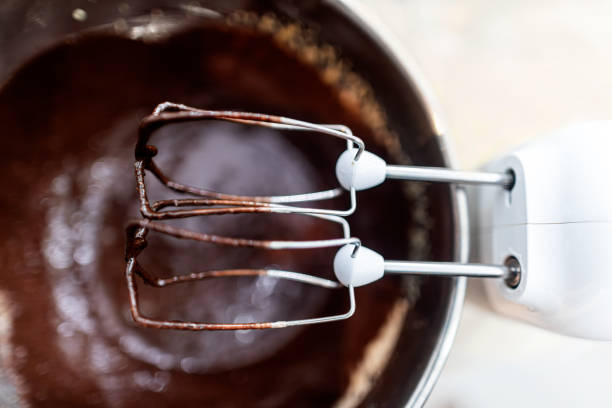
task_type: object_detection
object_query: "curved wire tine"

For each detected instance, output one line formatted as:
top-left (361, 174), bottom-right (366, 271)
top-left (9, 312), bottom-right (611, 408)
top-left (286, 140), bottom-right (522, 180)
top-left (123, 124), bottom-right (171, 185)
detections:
top-left (126, 219), bottom-right (360, 250)
top-left (283, 286), bottom-right (355, 328)
top-left (125, 257), bottom-right (355, 330)
top-left (153, 268), bottom-right (342, 289)
top-left (147, 159), bottom-right (345, 205)
top-left (124, 211), bottom-right (357, 331)
top-left (150, 101), bottom-right (365, 159)
top-left (136, 161), bottom-right (351, 222)
top-left (137, 171), bottom-right (354, 221)
top-left (144, 188), bottom-right (357, 220)
top-left (222, 117), bottom-right (364, 159)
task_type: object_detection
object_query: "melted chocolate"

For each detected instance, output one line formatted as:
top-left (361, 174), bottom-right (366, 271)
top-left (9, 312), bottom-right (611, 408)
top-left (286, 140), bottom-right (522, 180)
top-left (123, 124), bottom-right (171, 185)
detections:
top-left (0, 21), bottom-right (415, 407)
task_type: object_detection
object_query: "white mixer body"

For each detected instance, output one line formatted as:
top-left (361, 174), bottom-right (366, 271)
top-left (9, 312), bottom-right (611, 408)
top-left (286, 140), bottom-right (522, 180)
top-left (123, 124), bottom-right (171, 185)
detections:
top-left (473, 121), bottom-right (612, 340)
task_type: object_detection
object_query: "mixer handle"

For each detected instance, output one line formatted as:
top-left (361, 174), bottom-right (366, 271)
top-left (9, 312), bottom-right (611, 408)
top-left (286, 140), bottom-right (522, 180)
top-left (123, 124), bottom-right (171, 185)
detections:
top-left (334, 121), bottom-right (612, 341)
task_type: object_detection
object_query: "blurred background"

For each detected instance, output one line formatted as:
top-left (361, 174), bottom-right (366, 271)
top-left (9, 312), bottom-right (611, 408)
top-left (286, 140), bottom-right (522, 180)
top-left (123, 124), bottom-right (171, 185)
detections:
top-left (353, 0), bottom-right (612, 407)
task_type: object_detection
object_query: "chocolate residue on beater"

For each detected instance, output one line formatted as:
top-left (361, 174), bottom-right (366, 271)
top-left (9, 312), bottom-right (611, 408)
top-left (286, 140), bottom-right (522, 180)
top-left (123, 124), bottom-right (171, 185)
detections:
top-left (0, 14), bottom-right (423, 408)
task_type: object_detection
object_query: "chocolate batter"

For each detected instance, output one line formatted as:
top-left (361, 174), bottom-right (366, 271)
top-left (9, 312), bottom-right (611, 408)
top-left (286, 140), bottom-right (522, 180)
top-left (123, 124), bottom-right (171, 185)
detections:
top-left (0, 18), bottom-right (418, 407)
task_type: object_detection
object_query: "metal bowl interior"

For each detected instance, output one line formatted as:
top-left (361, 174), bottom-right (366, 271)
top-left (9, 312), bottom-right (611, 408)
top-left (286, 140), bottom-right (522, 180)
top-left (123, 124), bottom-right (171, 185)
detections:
top-left (0, 1), bottom-right (465, 407)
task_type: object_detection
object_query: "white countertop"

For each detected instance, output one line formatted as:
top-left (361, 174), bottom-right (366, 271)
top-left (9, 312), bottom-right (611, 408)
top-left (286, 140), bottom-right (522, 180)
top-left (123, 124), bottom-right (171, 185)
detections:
top-left (354, 0), bottom-right (612, 406)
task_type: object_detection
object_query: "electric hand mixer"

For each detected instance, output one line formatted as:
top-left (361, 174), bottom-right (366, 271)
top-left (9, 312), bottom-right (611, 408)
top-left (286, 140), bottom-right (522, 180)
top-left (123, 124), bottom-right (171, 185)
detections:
top-left (125, 102), bottom-right (612, 340)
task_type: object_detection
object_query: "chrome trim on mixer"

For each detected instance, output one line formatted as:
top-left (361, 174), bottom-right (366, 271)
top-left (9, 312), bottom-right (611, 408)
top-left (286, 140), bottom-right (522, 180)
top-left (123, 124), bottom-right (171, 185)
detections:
top-left (384, 259), bottom-right (506, 278)
top-left (386, 165), bottom-right (514, 188)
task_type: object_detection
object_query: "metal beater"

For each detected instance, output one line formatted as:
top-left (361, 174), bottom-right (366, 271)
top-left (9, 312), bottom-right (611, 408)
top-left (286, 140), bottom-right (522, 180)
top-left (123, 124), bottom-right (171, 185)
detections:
top-left (124, 102), bottom-right (514, 330)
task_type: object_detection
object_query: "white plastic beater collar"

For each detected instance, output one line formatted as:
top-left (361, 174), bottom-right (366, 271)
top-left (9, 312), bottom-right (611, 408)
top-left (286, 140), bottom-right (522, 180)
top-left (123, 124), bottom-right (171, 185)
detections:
top-left (333, 244), bottom-right (384, 287)
top-left (335, 148), bottom-right (387, 191)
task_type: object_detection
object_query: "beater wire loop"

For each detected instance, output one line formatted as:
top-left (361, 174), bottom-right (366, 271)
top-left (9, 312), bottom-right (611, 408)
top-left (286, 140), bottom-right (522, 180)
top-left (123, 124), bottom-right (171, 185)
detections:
top-left (124, 216), bottom-right (357, 330)
top-left (135, 102), bottom-right (362, 219)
